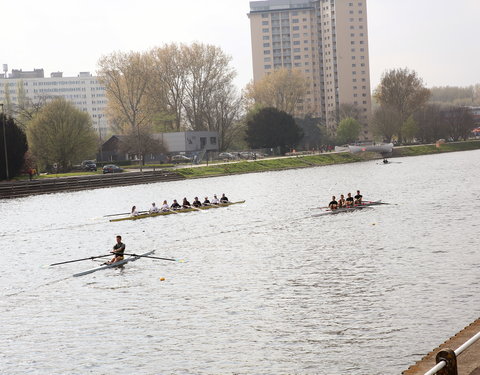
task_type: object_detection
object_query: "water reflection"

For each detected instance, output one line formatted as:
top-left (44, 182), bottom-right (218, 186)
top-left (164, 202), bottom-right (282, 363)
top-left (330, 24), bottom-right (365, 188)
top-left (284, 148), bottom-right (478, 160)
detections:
top-left (0, 150), bottom-right (479, 374)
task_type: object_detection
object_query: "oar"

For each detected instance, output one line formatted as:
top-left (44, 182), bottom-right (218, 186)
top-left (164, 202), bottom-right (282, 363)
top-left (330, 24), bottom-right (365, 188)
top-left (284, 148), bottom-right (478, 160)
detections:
top-left (122, 253), bottom-right (178, 262)
top-left (49, 253), bottom-right (112, 266)
top-left (104, 210), bottom-right (148, 218)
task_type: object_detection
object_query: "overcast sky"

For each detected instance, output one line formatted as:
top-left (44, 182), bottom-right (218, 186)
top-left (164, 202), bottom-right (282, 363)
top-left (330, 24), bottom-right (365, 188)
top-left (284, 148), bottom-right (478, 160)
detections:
top-left (1, 0), bottom-right (479, 91)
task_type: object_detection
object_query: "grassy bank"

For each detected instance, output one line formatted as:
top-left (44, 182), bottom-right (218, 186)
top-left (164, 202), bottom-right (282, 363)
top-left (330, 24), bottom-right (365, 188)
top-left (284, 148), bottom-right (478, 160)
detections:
top-left (176, 140), bottom-right (480, 179)
top-left (393, 140), bottom-right (480, 157)
top-left (176, 152), bottom-right (373, 178)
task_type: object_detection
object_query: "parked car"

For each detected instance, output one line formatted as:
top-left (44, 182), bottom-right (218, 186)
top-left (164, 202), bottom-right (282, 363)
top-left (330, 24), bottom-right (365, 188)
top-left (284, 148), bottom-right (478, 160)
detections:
top-left (171, 155), bottom-right (191, 164)
top-left (218, 152), bottom-right (236, 160)
top-left (102, 164), bottom-right (124, 174)
top-left (81, 160), bottom-right (97, 171)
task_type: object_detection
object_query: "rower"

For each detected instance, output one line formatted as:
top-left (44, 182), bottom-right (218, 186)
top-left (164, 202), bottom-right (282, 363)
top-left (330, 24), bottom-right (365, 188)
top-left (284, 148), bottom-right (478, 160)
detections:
top-left (211, 194), bottom-right (220, 204)
top-left (383, 159), bottom-right (389, 164)
top-left (161, 200), bottom-right (169, 212)
top-left (171, 199), bottom-right (181, 210)
top-left (131, 206), bottom-right (139, 216)
top-left (329, 196), bottom-right (338, 210)
top-left (345, 193), bottom-right (354, 207)
top-left (220, 193), bottom-right (229, 203)
top-left (107, 235), bottom-right (125, 264)
top-left (354, 190), bottom-right (363, 205)
top-left (149, 202), bottom-right (159, 214)
top-left (203, 196), bottom-right (211, 206)
top-left (338, 194), bottom-right (346, 208)
top-left (192, 197), bottom-right (202, 207)
top-left (182, 197), bottom-right (191, 208)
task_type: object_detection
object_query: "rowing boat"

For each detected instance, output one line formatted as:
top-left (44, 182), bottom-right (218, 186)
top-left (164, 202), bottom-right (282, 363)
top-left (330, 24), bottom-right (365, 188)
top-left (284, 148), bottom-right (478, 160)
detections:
top-left (313, 200), bottom-right (389, 216)
top-left (73, 250), bottom-right (155, 277)
top-left (109, 200), bottom-right (246, 222)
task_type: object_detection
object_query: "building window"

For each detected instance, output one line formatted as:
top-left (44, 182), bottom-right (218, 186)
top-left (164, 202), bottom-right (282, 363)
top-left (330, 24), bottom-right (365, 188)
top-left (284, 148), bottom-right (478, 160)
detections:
top-left (262, 21), bottom-right (269, 25)
top-left (262, 14), bottom-right (268, 18)
top-left (264, 57), bottom-right (271, 62)
top-left (293, 26), bottom-right (299, 30)
top-left (263, 36), bottom-right (270, 40)
top-left (263, 43), bottom-right (270, 47)
top-left (264, 50), bottom-right (271, 55)
top-left (262, 28), bottom-right (269, 33)
top-left (264, 65), bottom-right (272, 69)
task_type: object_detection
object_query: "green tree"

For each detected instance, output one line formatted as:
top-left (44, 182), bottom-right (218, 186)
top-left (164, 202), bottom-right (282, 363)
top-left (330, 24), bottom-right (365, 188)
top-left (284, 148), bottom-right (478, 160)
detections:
top-left (336, 117), bottom-right (361, 145)
top-left (371, 105), bottom-right (400, 142)
top-left (401, 115), bottom-right (418, 143)
top-left (245, 107), bottom-right (303, 154)
top-left (374, 68), bottom-right (430, 141)
top-left (27, 98), bottom-right (97, 172)
top-left (0, 113), bottom-right (28, 180)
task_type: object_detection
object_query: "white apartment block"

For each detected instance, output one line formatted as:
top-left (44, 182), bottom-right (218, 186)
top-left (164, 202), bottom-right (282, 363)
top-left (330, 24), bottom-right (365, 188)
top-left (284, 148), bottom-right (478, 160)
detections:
top-left (0, 68), bottom-right (108, 135)
top-left (248, 0), bottom-right (372, 138)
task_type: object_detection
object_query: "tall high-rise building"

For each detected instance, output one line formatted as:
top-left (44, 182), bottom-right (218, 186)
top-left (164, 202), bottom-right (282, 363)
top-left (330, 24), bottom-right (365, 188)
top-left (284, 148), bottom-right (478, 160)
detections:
top-left (0, 69), bottom-right (108, 135)
top-left (248, 0), bottom-right (372, 138)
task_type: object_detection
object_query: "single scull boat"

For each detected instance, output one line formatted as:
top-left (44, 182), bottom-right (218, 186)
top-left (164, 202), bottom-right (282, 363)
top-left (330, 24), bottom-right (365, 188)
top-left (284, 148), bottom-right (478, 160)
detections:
top-left (73, 250), bottom-right (155, 277)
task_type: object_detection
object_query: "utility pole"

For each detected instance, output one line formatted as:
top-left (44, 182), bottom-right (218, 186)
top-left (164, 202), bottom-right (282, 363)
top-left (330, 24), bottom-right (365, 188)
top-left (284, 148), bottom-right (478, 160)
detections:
top-left (0, 103), bottom-right (9, 180)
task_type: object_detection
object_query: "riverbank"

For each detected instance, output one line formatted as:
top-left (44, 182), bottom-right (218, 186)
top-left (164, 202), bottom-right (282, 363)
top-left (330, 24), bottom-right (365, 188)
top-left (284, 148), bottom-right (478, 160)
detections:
top-left (175, 140), bottom-right (480, 179)
top-left (1, 140), bottom-right (479, 199)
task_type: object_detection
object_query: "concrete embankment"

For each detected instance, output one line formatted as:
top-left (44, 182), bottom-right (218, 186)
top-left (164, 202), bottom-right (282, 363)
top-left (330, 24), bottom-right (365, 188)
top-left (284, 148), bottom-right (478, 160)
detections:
top-left (402, 318), bottom-right (480, 375)
top-left (0, 170), bottom-right (185, 199)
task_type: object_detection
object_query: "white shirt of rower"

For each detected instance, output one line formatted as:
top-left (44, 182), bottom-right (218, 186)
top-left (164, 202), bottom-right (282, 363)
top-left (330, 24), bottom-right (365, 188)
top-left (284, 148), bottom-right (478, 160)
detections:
top-left (211, 196), bottom-right (219, 204)
top-left (161, 203), bottom-right (169, 211)
top-left (149, 205), bottom-right (159, 214)
top-left (131, 209), bottom-right (139, 216)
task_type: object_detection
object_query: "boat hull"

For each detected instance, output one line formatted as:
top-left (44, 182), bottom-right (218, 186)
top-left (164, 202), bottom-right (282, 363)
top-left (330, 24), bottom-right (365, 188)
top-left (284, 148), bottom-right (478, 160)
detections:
top-left (110, 200), bottom-right (246, 222)
top-left (73, 250), bottom-right (155, 277)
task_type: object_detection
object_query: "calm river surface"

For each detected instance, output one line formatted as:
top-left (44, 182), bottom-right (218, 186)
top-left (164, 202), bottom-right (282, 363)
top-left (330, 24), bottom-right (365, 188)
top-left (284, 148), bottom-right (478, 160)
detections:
top-left (1, 150), bottom-right (479, 374)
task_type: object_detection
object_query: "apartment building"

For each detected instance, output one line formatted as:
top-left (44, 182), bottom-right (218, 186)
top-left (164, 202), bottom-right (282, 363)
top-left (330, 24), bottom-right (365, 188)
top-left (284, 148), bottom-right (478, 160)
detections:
top-left (248, 0), bottom-right (372, 138)
top-left (0, 68), bottom-right (108, 135)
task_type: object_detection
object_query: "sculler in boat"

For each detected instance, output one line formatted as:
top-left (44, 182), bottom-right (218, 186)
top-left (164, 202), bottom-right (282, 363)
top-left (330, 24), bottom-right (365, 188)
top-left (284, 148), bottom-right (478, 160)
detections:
top-left (211, 194), bottom-right (220, 204)
top-left (383, 158), bottom-right (389, 164)
top-left (192, 197), bottom-right (202, 207)
top-left (345, 193), bottom-right (354, 207)
top-left (131, 206), bottom-right (139, 216)
top-left (149, 203), bottom-right (159, 214)
top-left (161, 200), bottom-right (170, 212)
top-left (220, 193), bottom-right (229, 203)
top-left (338, 194), bottom-right (346, 208)
top-left (329, 196), bottom-right (338, 210)
top-left (203, 197), bottom-right (211, 206)
top-left (107, 235), bottom-right (126, 264)
top-left (171, 199), bottom-right (181, 210)
top-left (182, 198), bottom-right (191, 208)
top-left (354, 190), bottom-right (363, 205)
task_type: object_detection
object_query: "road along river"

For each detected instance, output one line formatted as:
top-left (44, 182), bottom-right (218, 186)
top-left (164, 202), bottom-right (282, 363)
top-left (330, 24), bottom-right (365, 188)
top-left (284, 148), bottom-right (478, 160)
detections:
top-left (0, 150), bottom-right (479, 374)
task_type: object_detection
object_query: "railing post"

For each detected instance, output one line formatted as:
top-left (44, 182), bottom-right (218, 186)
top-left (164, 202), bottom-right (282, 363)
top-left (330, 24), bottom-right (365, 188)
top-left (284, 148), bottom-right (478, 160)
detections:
top-left (436, 349), bottom-right (458, 375)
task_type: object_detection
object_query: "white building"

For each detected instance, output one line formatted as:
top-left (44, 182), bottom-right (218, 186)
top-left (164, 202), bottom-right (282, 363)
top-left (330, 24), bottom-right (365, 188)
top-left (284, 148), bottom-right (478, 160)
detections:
top-left (0, 68), bottom-right (108, 134)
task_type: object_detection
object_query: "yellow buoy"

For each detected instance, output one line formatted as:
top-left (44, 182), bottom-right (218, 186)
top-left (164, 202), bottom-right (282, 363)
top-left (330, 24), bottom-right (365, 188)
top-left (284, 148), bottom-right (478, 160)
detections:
top-left (160, 277), bottom-right (165, 281)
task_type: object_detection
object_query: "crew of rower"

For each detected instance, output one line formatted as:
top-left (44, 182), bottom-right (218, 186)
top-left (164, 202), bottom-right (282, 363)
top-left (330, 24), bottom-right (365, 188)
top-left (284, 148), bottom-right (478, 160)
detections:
top-left (130, 194), bottom-right (230, 216)
top-left (328, 190), bottom-right (363, 210)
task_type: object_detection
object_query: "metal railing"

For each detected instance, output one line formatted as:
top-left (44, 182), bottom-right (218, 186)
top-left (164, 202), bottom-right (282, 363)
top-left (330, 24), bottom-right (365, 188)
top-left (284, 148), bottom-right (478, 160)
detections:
top-left (424, 330), bottom-right (480, 375)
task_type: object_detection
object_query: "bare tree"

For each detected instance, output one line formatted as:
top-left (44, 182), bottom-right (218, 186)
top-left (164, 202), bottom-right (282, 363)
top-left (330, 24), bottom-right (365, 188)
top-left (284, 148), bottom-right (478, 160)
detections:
top-left (443, 106), bottom-right (475, 141)
top-left (182, 43), bottom-right (236, 131)
top-left (374, 68), bottom-right (430, 141)
top-left (98, 51), bottom-right (154, 164)
top-left (203, 84), bottom-right (244, 151)
top-left (414, 104), bottom-right (447, 143)
top-left (148, 44), bottom-right (187, 132)
top-left (245, 68), bottom-right (308, 116)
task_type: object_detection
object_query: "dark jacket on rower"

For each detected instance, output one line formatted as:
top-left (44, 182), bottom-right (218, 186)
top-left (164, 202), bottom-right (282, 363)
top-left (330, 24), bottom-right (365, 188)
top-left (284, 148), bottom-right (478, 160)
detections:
top-left (220, 195), bottom-right (229, 203)
top-left (171, 201), bottom-right (181, 209)
top-left (182, 198), bottom-right (191, 208)
top-left (192, 198), bottom-right (202, 207)
top-left (203, 199), bottom-right (210, 205)
top-left (113, 242), bottom-right (125, 257)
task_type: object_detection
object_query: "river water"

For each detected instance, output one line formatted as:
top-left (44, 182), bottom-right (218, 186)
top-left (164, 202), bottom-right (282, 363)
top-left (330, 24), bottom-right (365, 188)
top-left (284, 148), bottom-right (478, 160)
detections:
top-left (1, 150), bottom-right (479, 374)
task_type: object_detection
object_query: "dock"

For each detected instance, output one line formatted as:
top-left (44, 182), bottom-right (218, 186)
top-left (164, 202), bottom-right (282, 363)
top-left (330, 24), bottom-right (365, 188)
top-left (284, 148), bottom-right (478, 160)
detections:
top-left (403, 318), bottom-right (480, 375)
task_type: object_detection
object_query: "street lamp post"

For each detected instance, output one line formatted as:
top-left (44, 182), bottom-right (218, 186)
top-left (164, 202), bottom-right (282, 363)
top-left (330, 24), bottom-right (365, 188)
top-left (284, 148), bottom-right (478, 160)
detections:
top-left (0, 103), bottom-right (9, 180)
